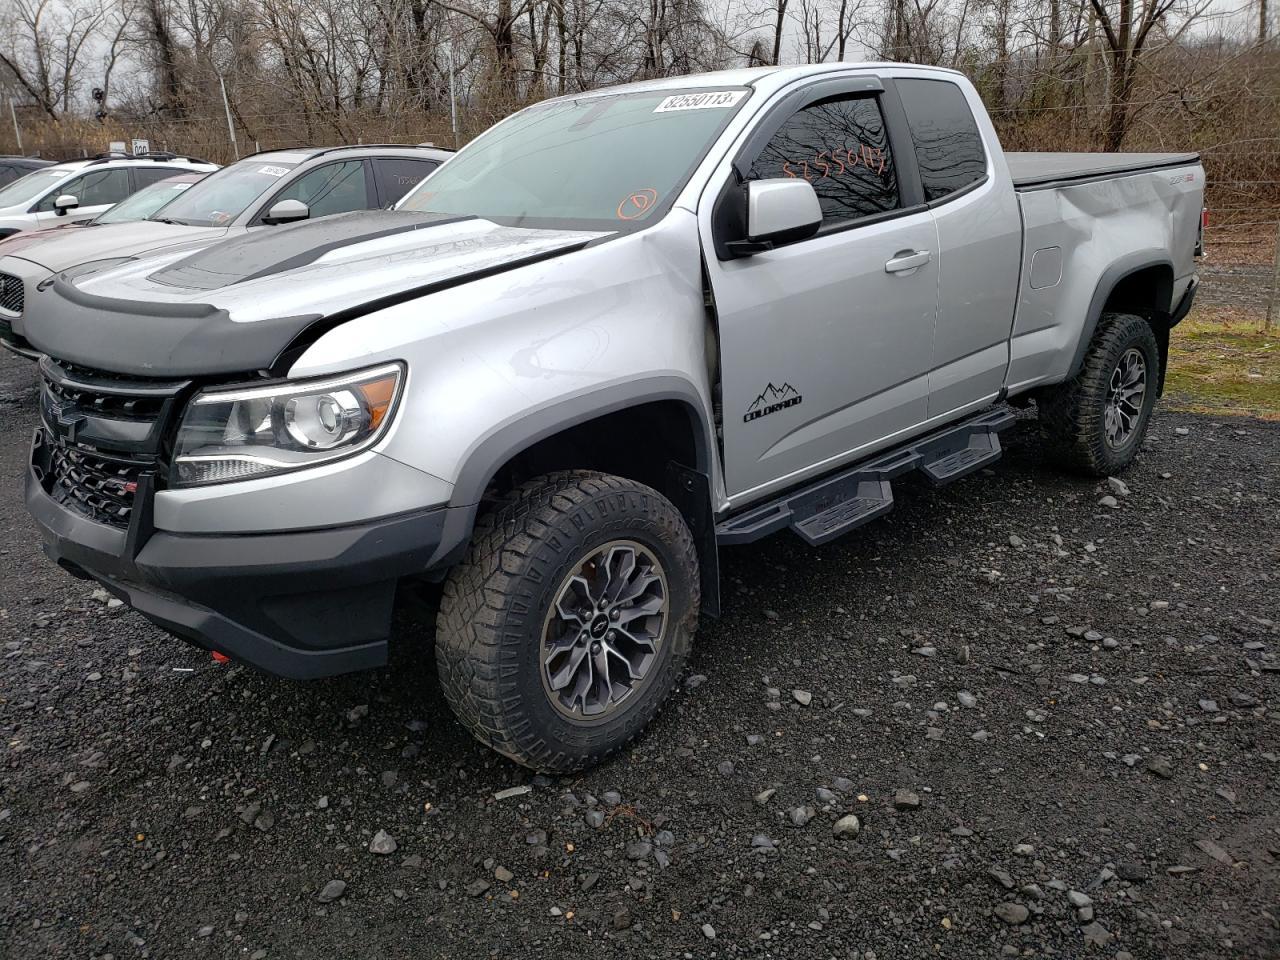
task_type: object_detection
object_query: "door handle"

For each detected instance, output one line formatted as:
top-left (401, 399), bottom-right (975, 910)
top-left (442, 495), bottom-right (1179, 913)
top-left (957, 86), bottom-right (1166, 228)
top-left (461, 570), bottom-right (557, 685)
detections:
top-left (885, 250), bottom-right (931, 273)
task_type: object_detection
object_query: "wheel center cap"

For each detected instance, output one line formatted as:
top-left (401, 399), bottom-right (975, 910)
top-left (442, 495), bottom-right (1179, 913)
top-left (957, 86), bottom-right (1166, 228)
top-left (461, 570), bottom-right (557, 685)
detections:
top-left (590, 615), bottom-right (610, 638)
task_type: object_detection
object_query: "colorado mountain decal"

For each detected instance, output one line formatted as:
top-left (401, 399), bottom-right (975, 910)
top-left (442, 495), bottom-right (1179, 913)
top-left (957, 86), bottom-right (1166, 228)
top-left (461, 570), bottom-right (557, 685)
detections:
top-left (744, 382), bottom-right (802, 422)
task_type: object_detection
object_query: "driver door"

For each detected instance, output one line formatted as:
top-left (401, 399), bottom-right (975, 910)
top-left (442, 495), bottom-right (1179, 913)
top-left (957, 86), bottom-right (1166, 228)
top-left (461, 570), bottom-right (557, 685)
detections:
top-left (702, 80), bottom-right (939, 503)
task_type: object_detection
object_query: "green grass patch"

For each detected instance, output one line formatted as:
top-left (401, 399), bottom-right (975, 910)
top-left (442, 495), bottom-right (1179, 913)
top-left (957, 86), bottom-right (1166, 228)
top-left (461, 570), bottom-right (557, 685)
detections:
top-left (1164, 309), bottom-right (1280, 419)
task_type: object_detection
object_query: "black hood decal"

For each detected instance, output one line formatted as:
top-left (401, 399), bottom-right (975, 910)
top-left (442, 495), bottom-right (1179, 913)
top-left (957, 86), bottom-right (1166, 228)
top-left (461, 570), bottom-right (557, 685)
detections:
top-left (150, 210), bottom-right (470, 291)
top-left (26, 234), bottom-right (592, 379)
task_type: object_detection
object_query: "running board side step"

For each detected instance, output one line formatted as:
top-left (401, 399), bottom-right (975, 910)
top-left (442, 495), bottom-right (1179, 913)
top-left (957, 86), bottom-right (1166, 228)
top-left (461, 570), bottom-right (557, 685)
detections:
top-left (716, 407), bottom-right (1015, 547)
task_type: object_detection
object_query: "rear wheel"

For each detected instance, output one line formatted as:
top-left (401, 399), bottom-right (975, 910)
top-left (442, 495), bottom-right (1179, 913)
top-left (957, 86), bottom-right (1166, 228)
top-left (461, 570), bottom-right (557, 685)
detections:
top-left (435, 471), bottom-right (700, 772)
top-left (1038, 312), bottom-right (1160, 476)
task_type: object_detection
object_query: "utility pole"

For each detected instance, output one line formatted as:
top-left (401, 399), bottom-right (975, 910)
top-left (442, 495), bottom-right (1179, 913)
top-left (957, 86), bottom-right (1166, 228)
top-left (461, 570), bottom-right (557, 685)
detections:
top-left (9, 98), bottom-right (22, 154)
top-left (448, 38), bottom-right (459, 148)
top-left (1267, 220), bottom-right (1279, 331)
top-left (219, 74), bottom-right (239, 160)
top-left (1261, 0), bottom-right (1269, 44)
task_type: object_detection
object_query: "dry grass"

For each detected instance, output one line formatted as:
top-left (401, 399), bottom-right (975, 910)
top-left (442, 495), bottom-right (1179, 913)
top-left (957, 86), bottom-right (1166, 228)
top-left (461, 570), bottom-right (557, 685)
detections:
top-left (1164, 306), bottom-right (1280, 420)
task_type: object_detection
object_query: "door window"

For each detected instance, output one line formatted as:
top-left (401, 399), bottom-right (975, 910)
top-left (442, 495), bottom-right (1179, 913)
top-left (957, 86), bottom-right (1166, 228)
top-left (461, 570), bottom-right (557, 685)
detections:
top-left (268, 161), bottom-right (370, 219)
top-left (37, 168), bottom-right (131, 210)
top-left (896, 79), bottom-right (987, 202)
top-left (374, 158), bottom-right (439, 206)
top-left (749, 95), bottom-right (900, 227)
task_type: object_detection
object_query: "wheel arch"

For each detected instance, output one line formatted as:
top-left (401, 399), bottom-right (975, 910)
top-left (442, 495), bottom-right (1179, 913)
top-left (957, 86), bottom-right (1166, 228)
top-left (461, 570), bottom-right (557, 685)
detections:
top-left (428, 377), bottom-right (722, 614)
top-left (1071, 254), bottom-right (1176, 390)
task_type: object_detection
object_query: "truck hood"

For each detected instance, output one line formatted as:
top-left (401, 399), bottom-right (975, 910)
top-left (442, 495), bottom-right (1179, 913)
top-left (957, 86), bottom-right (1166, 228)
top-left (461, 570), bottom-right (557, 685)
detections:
top-left (1, 219), bottom-right (228, 272)
top-left (28, 210), bottom-right (611, 377)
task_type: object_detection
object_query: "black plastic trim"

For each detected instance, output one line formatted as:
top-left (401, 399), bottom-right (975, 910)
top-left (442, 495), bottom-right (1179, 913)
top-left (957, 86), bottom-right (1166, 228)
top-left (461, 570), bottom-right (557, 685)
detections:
top-left (717, 406), bottom-right (1016, 545)
top-left (27, 458), bottom-right (453, 679)
top-left (1169, 275), bottom-right (1197, 327)
top-left (430, 378), bottom-right (715, 573)
top-left (666, 460), bottom-right (721, 619)
top-left (1069, 254), bottom-right (1175, 377)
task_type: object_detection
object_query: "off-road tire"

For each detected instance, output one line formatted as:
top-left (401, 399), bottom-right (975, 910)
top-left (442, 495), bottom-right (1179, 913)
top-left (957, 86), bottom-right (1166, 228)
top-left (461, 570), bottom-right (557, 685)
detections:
top-left (435, 471), bottom-right (700, 772)
top-left (1038, 312), bottom-right (1161, 476)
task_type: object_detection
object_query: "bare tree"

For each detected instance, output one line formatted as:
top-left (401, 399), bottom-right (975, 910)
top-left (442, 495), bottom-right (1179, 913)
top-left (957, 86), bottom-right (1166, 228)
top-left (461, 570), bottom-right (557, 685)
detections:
top-left (1, 0), bottom-right (109, 118)
top-left (1087, 0), bottom-right (1209, 149)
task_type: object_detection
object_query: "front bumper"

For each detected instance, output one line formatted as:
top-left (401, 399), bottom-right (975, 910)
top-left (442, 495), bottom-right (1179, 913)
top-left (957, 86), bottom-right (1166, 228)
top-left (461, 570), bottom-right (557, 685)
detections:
top-left (27, 445), bottom-right (453, 678)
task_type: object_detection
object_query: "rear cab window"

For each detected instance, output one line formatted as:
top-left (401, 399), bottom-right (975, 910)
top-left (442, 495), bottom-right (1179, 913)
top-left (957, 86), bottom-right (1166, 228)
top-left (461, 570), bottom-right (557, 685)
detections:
top-left (373, 158), bottom-right (439, 207)
top-left (895, 78), bottom-right (987, 203)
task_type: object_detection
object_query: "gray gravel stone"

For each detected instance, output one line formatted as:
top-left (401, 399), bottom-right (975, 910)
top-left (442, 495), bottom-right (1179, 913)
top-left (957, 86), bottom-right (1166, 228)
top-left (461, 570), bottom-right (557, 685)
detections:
top-left (832, 814), bottom-right (860, 838)
top-left (317, 880), bottom-right (346, 903)
top-left (893, 789), bottom-right (920, 810)
top-left (994, 902), bottom-right (1029, 925)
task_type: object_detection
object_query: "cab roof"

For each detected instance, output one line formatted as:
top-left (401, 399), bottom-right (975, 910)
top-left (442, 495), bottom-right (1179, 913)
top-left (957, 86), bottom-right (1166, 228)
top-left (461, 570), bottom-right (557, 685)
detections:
top-left (549, 62), bottom-right (964, 102)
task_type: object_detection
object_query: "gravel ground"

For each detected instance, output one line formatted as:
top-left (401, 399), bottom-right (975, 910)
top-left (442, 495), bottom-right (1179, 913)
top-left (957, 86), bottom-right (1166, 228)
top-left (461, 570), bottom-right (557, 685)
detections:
top-left (1196, 263), bottom-right (1275, 313)
top-left (1, 346), bottom-right (1277, 960)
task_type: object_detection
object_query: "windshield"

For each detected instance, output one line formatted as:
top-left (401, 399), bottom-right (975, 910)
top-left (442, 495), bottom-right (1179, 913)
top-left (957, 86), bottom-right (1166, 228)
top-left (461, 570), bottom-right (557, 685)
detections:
top-left (0, 168), bottom-right (70, 208)
top-left (397, 88), bottom-right (749, 228)
top-left (96, 178), bottom-right (197, 224)
top-left (152, 153), bottom-right (307, 226)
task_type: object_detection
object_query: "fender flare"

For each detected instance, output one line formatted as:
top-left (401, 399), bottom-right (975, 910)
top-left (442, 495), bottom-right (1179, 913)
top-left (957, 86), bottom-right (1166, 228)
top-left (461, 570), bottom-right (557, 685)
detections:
top-left (1068, 252), bottom-right (1174, 378)
top-left (425, 376), bottom-right (719, 579)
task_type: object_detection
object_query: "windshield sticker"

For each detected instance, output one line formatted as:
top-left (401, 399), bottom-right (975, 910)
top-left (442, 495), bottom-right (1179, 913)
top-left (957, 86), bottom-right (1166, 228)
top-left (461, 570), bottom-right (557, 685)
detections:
top-left (654, 91), bottom-right (745, 113)
top-left (616, 188), bottom-right (659, 220)
top-left (171, 183), bottom-right (192, 191)
top-left (257, 164), bottom-right (291, 178)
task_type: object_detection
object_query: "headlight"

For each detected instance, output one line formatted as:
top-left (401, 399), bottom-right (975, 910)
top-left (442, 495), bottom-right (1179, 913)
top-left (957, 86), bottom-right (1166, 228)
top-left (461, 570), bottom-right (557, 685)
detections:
top-left (171, 363), bottom-right (403, 487)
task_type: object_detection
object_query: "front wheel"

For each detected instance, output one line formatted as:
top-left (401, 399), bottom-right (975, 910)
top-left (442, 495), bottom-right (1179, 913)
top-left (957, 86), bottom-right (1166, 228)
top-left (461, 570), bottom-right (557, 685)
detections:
top-left (435, 471), bottom-right (700, 772)
top-left (1038, 312), bottom-right (1161, 476)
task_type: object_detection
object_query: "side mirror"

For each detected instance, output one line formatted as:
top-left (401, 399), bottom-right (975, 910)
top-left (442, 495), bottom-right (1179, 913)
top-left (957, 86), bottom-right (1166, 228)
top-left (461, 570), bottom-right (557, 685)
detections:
top-left (263, 198), bottom-right (310, 225)
top-left (725, 179), bottom-right (822, 257)
top-left (54, 194), bottom-right (80, 216)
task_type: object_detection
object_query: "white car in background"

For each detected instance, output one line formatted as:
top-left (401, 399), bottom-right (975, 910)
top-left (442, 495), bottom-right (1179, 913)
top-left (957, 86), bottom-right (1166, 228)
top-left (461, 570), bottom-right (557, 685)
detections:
top-left (0, 153), bottom-right (218, 237)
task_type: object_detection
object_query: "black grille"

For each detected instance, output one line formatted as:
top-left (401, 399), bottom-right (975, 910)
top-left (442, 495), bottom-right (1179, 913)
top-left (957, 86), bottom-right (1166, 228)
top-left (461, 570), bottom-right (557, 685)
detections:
top-left (36, 358), bottom-right (191, 530)
top-left (48, 442), bottom-right (147, 526)
top-left (43, 366), bottom-right (169, 420)
top-left (0, 272), bottom-right (22, 316)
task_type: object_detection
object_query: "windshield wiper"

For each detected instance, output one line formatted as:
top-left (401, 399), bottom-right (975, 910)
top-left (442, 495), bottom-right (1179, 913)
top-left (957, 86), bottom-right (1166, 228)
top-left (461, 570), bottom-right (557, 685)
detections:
top-left (151, 217), bottom-right (191, 226)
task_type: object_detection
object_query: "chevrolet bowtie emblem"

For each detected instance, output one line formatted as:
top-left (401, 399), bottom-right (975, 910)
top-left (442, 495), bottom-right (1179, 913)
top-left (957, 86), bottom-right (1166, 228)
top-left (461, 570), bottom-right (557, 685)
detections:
top-left (54, 402), bottom-right (86, 442)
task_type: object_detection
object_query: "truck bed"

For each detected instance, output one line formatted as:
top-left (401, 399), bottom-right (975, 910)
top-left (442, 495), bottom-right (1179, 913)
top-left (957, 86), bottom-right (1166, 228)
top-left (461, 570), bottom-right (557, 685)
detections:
top-left (1007, 152), bottom-right (1200, 189)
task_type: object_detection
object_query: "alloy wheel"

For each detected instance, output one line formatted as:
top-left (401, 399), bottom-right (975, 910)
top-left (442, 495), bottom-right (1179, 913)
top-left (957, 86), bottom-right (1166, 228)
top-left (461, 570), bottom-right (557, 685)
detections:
top-left (1104, 347), bottom-right (1147, 448)
top-left (540, 540), bottom-right (669, 721)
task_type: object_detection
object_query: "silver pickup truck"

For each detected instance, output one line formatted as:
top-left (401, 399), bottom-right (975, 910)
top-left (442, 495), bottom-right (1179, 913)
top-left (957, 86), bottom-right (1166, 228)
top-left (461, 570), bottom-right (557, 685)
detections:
top-left (23, 63), bottom-right (1203, 772)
